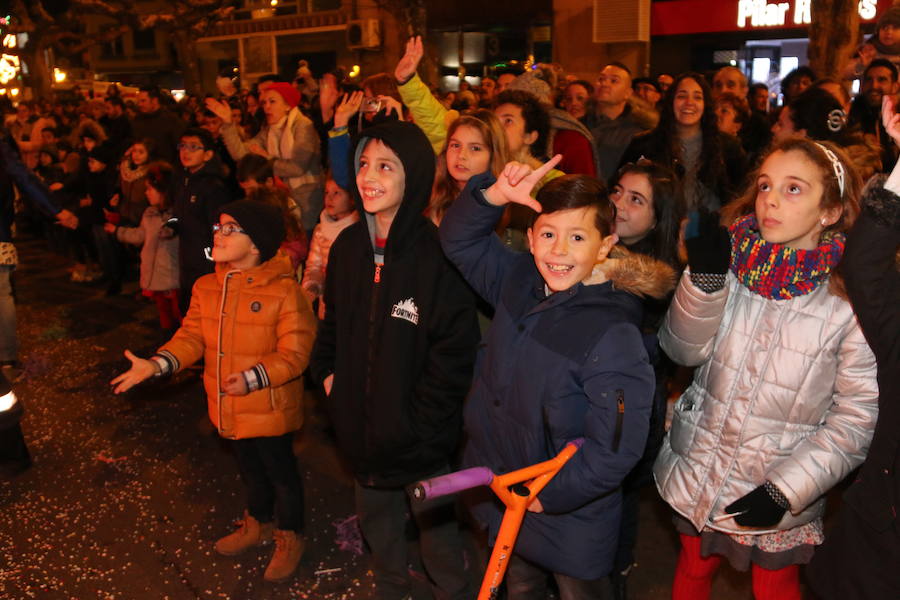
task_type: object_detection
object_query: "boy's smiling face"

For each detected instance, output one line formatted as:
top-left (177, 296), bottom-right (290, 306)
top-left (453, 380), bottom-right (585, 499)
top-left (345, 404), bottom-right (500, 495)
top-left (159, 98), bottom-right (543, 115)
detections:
top-left (356, 139), bottom-right (405, 220)
top-left (527, 206), bottom-right (617, 293)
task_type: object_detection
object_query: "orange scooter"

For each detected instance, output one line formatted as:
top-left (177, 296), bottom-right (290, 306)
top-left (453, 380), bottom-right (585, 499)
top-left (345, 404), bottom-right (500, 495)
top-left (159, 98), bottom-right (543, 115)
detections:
top-left (411, 439), bottom-right (582, 600)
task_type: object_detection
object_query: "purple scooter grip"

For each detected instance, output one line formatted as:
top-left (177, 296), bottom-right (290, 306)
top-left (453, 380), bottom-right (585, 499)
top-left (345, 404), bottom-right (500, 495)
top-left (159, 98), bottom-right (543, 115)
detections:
top-left (411, 467), bottom-right (494, 501)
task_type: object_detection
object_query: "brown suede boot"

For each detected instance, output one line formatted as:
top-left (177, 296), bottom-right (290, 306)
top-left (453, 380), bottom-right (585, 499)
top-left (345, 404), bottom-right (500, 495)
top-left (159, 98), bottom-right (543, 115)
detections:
top-left (263, 529), bottom-right (304, 582)
top-left (214, 511), bottom-right (274, 556)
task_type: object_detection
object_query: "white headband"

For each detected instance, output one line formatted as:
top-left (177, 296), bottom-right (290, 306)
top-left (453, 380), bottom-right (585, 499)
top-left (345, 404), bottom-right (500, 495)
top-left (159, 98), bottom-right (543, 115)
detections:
top-left (813, 142), bottom-right (845, 198)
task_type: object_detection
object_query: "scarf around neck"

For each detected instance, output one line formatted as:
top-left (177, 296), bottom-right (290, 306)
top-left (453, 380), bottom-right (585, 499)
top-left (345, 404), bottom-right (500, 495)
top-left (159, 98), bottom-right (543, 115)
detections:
top-left (729, 214), bottom-right (845, 300)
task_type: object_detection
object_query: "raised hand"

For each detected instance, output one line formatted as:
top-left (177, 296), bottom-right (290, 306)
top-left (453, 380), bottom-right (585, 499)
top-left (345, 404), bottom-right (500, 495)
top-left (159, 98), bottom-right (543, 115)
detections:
top-left (110, 349), bottom-right (157, 394)
top-left (334, 91), bottom-right (364, 129)
top-left (882, 95), bottom-right (900, 148)
top-left (204, 97), bottom-right (233, 124)
top-left (394, 36), bottom-right (424, 85)
top-left (379, 95), bottom-right (404, 120)
top-left (319, 76), bottom-right (340, 121)
top-left (483, 154), bottom-right (563, 213)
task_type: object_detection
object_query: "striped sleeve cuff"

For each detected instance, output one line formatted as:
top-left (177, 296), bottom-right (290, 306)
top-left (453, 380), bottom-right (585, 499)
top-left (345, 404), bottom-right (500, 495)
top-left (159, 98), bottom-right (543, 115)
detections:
top-left (241, 363), bottom-right (270, 392)
top-left (151, 350), bottom-right (179, 376)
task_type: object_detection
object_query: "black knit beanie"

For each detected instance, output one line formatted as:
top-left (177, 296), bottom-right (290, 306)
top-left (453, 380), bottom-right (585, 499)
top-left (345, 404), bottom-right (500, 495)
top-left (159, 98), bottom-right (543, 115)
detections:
top-left (218, 200), bottom-right (285, 264)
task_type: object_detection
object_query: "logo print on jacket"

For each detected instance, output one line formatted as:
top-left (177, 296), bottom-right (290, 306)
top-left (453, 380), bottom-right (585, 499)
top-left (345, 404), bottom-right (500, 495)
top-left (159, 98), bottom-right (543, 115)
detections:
top-left (390, 298), bottom-right (419, 325)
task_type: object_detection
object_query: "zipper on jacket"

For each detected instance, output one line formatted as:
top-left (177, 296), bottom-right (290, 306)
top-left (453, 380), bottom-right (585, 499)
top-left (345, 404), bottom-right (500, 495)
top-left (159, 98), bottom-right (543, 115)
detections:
top-left (365, 262), bottom-right (383, 396)
top-left (612, 389), bottom-right (625, 452)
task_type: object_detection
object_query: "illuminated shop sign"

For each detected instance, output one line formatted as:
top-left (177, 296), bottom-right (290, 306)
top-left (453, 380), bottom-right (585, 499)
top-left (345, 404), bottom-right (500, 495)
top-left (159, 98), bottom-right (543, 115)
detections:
top-left (737, 0), bottom-right (877, 28)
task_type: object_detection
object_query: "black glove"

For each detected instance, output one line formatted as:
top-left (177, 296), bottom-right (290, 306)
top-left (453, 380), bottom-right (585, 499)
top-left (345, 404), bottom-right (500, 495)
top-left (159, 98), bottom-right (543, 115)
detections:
top-left (685, 210), bottom-right (731, 275)
top-left (724, 483), bottom-right (788, 528)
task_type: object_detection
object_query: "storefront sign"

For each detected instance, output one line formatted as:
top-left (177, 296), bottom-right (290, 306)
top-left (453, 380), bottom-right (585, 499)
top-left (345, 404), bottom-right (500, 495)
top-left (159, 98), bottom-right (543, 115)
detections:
top-left (737, 0), bottom-right (877, 29)
top-left (651, 0), bottom-right (890, 36)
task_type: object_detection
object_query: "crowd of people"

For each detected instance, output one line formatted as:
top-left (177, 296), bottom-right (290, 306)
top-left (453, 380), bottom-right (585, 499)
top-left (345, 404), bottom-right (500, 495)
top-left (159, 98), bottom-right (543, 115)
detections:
top-left (2, 9), bottom-right (900, 600)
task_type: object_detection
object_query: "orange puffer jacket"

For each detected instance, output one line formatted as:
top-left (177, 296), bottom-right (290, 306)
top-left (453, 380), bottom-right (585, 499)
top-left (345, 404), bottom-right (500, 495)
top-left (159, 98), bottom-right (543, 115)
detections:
top-left (159, 253), bottom-right (316, 439)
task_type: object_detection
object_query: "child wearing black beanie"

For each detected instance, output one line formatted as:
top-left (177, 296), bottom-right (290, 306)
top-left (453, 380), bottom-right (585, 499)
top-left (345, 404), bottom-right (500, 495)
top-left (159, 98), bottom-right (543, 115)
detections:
top-left (111, 198), bottom-right (316, 583)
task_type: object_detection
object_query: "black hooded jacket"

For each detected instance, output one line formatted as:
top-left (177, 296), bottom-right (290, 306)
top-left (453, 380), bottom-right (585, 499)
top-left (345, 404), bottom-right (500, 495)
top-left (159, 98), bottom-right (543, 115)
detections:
top-left (310, 121), bottom-right (479, 487)
top-left (172, 157), bottom-right (233, 290)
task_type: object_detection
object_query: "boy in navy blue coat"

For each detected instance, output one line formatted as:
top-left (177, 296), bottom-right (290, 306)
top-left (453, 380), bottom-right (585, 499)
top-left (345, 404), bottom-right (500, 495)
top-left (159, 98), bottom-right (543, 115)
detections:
top-left (440, 155), bottom-right (673, 598)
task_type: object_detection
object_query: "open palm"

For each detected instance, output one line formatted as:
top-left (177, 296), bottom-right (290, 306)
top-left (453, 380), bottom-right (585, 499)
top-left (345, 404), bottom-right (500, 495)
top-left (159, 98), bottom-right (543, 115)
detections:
top-left (395, 36), bottom-right (424, 84)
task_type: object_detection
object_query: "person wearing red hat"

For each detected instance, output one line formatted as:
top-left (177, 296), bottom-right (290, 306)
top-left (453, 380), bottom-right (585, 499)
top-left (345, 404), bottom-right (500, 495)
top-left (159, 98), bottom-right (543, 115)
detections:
top-left (207, 81), bottom-right (324, 234)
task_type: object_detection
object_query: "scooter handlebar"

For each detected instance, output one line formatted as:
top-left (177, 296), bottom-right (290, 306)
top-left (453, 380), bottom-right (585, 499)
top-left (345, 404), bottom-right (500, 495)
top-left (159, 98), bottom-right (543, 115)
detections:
top-left (410, 467), bottom-right (494, 502)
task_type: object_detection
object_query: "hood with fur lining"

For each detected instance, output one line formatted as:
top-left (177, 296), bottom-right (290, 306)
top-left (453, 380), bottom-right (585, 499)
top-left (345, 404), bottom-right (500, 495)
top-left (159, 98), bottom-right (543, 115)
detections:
top-left (583, 245), bottom-right (677, 299)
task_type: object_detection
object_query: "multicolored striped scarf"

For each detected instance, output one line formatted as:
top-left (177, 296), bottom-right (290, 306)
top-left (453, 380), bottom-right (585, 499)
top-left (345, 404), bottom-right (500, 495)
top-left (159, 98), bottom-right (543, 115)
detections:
top-left (729, 214), bottom-right (845, 300)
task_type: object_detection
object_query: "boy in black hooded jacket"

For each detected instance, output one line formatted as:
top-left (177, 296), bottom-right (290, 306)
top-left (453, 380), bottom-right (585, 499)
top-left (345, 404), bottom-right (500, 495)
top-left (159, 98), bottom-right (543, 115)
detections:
top-left (310, 121), bottom-right (478, 600)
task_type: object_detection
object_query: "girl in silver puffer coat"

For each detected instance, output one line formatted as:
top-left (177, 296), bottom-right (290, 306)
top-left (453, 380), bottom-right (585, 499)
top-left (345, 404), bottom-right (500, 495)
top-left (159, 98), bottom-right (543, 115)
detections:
top-left (653, 138), bottom-right (879, 600)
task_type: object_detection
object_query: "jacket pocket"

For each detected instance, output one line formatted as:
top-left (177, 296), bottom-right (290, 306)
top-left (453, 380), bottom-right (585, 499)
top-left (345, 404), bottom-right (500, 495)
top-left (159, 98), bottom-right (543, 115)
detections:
top-left (669, 395), bottom-right (703, 457)
top-left (612, 389), bottom-right (625, 453)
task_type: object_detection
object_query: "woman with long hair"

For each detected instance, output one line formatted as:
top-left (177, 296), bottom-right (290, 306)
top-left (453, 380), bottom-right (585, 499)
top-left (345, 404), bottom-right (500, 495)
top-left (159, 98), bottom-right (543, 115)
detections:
top-left (621, 72), bottom-right (748, 212)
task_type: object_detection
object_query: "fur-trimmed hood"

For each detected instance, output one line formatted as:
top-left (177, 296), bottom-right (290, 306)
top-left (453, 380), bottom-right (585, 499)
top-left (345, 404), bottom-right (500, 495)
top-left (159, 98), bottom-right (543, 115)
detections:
top-left (584, 245), bottom-right (677, 299)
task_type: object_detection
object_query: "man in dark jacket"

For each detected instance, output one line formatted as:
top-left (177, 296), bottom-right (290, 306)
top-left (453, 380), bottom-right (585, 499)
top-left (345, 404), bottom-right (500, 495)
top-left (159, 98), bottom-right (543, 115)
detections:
top-left (0, 133), bottom-right (74, 379)
top-left (171, 128), bottom-right (232, 315)
top-left (807, 174), bottom-right (900, 599)
top-left (310, 121), bottom-right (478, 600)
top-left (132, 86), bottom-right (186, 163)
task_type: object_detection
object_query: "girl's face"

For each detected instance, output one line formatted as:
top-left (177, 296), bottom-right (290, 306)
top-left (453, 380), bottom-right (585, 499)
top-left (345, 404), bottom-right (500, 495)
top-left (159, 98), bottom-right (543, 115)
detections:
top-left (82, 137), bottom-right (97, 152)
top-left (562, 84), bottom-right (590, 119)
top-left (146, 184), bottom-right (164, 207)
top-left (130, 143), bottom-right (149, 166)
top-left (324, 179), bottom-right (354, 219)
top-left (446, 125), bottom-right (490, 186)
top-left (673, 77), bottom-right (704, 131)
top-left (754, 149), bottom-right (839, 250)
top-left (260, 89), bottom-right (290, 124)
top-left (771, 106), bottom-right (801, 143)
top-left (246, 95), bottom-right (259, 114)
top-left (39, 152), bottom-right (53, 166)
top-left (715, 102), bottom-right (741, 136)
top-left (610, 172), bottom-right (656, 245)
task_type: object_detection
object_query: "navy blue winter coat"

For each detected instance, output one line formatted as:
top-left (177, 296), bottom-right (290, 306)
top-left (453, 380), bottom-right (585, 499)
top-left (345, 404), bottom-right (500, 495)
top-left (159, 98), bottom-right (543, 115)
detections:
top-left (440, 173), bottom-right (663, 580)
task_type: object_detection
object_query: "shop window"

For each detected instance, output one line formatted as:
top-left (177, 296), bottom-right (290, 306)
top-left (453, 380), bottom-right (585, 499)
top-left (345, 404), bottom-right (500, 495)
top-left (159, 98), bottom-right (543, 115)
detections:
top-left (101, 27), bottom-right (124, 59)
top-left (133, 28), bottom-right (156, 54)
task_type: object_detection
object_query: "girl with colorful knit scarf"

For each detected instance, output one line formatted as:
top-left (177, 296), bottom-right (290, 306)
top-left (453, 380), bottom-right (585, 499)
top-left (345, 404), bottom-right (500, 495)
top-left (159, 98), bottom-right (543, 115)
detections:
top-left (653, 137), bottom-right (879, 600)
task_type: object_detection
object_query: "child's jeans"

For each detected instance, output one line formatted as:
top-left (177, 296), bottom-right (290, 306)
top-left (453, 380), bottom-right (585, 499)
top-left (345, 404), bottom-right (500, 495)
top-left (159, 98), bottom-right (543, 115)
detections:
top-left (230, 433), bottom-right (303, 533)
top-left (355, 466), bottom-right (470, 600)
top-left (505, 554), bottom-right (612, 600)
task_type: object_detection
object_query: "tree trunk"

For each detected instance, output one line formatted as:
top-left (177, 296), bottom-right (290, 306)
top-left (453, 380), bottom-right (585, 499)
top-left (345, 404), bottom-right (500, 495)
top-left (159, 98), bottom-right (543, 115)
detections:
top-left (24, 45), bottom-right (52, 100)
top-left (172, 31), bottom-right (202, 95)
top-left (808, 0), bottom-right (860, 80)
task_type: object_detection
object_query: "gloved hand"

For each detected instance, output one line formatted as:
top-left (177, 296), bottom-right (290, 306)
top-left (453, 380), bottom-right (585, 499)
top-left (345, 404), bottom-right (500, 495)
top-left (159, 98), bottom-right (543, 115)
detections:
top-left (724, 483), bottom-right (788, 528)
top-left (685, 210), bottom-right (731, 275)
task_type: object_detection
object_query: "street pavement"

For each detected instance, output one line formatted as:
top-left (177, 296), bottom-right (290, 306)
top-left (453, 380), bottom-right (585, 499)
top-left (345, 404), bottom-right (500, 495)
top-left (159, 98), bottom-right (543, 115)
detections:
top-left (0, 235), bottom-right (781, 599)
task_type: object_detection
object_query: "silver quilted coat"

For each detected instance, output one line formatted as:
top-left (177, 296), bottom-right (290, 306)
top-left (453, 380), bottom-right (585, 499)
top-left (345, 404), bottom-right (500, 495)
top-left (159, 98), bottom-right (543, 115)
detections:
top-left (653, 270), bottom-right (879, 534)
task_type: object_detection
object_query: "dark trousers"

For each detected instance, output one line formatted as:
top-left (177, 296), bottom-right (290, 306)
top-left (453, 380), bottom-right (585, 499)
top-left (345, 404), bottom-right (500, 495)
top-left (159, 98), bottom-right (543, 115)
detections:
top-left (355, 466), bottom-right (470, 600)
top-left (506, 554), bottom-right (612, 600)
top-left (230, 433), bottom-right (303, 533)
top-left (92, 225), bottom-right (125, 285)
